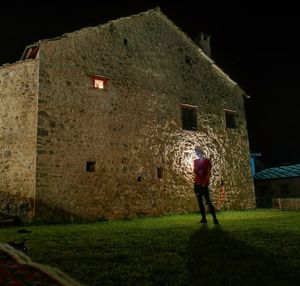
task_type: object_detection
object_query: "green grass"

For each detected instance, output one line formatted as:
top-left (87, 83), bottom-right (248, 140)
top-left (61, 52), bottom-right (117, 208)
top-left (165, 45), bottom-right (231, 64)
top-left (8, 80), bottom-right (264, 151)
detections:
top-left (0, 209), bottom-right (299, 286)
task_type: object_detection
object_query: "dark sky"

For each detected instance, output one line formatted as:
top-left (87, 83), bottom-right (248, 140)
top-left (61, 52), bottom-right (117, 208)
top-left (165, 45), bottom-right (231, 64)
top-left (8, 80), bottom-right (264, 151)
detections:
top-left (1, 0), bottom-right (299, 167)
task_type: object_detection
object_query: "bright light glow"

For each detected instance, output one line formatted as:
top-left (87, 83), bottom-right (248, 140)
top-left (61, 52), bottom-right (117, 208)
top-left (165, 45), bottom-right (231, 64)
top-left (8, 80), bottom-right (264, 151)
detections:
top-left (182, 150), bottom-right (196, 171)
top-left (164, 130), bottom-right (224, 193)
top-left (94, 79), bottom-right (105, 89)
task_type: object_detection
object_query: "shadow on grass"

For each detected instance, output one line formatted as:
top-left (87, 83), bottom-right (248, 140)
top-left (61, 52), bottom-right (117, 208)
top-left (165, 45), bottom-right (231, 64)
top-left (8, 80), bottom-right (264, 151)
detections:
top-left (187, 225), bottom-right (300, 286)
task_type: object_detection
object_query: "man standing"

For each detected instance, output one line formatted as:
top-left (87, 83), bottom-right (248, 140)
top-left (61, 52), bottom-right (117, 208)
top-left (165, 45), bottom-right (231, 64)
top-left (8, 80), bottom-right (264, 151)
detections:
top-left (194, 147), bottom-right (219, 224)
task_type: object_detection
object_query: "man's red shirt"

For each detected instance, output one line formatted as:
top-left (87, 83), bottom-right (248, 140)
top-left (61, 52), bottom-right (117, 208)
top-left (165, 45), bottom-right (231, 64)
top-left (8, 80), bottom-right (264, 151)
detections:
top-left (194, 158), bottom-right (212, 186)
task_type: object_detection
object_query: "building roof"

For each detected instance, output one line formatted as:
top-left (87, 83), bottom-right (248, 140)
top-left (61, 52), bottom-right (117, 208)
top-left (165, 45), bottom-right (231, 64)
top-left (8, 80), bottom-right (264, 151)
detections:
top-left (17, 8), bottom-right (242, 92)
top-left (254, 164), bottom-right (300, 180)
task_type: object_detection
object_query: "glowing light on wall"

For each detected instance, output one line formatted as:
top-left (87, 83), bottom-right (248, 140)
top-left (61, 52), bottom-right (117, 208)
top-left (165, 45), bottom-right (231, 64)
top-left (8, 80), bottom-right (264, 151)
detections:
top-left (164, 129), bottom-right (225, 191)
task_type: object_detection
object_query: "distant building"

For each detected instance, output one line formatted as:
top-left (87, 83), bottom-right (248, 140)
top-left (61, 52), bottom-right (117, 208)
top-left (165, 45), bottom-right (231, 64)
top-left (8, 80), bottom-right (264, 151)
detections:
top-left (0, 8), bottom-right (255, 222)
top-left (250, 152), bottom-right (263, 175)
top-left (254, 164), bottom-right (300, 209)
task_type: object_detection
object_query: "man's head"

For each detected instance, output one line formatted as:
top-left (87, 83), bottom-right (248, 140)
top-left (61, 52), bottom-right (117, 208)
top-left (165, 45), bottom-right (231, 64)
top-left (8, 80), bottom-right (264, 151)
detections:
top-left (195, 146), bottom-right (205, 159)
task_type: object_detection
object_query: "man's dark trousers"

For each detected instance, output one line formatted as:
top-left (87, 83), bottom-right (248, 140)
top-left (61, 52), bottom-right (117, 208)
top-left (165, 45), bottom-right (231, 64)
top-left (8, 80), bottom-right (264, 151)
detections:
top-left (194, 184), bottom-right (218, 222)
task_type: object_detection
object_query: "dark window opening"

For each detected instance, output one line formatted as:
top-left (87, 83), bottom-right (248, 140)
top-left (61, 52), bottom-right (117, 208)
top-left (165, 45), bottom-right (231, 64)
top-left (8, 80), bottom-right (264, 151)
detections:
top-left (157, 167), bottom-right (164, 179)
top-left (279, 184), bottom-right (289, 197)
top-left (181, 105), bottom-right (197, 131)
top-left (86, 161), bottom-right (96, 172)
top-left (185, 55), bottom-right (193, 65)
top-left (22, 46), bottom-right (39, 60)
top-left (225, 111), bottom-right (237, 129)
top-left (124, 38), bottom-right (128, 45)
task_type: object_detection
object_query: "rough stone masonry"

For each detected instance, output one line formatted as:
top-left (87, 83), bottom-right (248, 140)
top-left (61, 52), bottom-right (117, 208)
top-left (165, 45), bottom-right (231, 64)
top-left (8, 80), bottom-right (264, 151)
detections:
top-left (0, 8), bottom-right (256, 222)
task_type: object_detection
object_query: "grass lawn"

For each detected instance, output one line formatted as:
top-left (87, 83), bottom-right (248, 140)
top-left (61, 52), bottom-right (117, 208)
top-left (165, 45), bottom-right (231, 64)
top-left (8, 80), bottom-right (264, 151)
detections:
top-left (0, 209), bottom-right (299, 286)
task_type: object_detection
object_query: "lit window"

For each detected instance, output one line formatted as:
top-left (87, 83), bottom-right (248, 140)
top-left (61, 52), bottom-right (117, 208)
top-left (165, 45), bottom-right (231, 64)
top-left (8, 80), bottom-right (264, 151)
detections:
top-left (92, 75), bottom-right (109, 90)
top-left (94, 78), bottom-right (105, 89)
top-left (224, 110), bottom-right (237, 129)
top-left (181, 104), bottom-right (198, 131)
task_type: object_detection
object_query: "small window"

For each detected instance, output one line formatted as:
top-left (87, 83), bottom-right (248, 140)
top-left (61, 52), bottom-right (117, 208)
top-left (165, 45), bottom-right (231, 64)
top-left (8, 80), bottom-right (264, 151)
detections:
top-left (22, 46), bottom-right (39, 60)
top-left (185, 55), bottom-right (193, 65)
top-left (157, 167), bottom-right (164, 179)
top-left (92, 75), bottom-right (109, 90)
top-left (224, 110), bottom-right (237, 129)
top-left (181, 104), bottom-right (198, 131)
top-left (86, 161), bottom-right (96, 172)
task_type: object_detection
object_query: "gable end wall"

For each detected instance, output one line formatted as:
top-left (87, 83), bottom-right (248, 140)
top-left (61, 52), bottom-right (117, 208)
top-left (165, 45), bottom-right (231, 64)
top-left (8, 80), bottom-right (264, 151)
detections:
top-left (34, 10), bottom-right (255, 221)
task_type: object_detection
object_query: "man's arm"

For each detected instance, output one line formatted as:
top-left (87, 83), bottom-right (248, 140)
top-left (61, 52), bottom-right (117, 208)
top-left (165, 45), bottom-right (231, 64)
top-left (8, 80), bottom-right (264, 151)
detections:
top-left (201, 160), bottom-right (211, 186)
top-left (202, 165), bottom-right (211, 186)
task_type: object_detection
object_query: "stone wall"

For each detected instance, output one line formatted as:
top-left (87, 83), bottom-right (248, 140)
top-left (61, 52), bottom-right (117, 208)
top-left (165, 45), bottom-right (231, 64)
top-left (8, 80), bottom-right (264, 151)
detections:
top-left (35, 9), bottom-right (255, 221)
top-left (0, 60), bottom-right (39, 219)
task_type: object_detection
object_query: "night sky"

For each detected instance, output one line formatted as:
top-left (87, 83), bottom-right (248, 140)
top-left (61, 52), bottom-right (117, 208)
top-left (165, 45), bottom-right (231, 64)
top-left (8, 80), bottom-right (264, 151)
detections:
top-left (0, 1), bottom-right (299, 168)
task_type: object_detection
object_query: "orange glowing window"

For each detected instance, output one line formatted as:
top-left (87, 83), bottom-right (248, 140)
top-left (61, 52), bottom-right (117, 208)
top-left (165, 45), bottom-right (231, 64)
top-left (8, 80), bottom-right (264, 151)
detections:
top-left (92, 75), bottom-right (109, 90)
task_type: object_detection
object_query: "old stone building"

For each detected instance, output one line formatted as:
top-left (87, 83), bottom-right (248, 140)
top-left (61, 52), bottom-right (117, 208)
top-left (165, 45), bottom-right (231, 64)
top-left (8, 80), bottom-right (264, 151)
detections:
top-left (0, 8), bottom-right (255, 222)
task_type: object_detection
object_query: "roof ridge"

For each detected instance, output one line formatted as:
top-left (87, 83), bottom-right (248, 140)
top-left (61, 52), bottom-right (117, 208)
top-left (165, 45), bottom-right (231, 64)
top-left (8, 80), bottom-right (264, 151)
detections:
top-left (36, 8), bottom-right (159, 45)
top-left (254, 163), bottom-right (300, 180)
